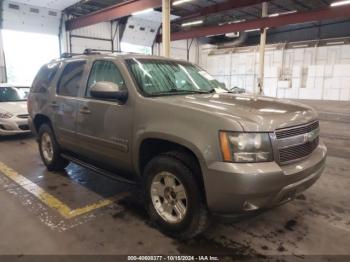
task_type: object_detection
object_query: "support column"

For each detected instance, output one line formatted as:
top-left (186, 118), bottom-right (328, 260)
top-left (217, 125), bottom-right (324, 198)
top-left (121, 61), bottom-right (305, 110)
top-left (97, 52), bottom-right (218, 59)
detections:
top-left (162, 0), bottom-right (171, 57)
top-left (258, 2), bottom-right (268, 95)
top-left (0, 30), bottom-right (7, 83)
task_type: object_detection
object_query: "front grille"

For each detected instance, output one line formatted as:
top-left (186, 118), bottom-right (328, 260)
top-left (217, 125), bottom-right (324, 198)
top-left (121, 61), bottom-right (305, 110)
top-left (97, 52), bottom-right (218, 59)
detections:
top-left (279, 137), bottom-right (319, 163)
top-left (19, 124), bottom-right (29, 131)
top-left (17, 114), bottom-right (29, 119)
top-left (276, 121), bottom-right (319, 139)
top-left (276, 121), bottom-right (319, 164)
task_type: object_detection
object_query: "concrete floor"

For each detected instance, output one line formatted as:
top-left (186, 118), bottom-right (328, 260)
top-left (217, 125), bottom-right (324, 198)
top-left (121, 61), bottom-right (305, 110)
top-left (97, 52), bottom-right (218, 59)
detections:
top-left (0, 100), bottom-right (349, 259)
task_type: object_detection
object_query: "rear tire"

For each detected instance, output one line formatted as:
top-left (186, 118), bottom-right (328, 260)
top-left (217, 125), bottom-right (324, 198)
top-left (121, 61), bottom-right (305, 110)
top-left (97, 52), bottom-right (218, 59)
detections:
top-left (38, 124), bottom-right (69, 171)
top-left (143, 152), bottom-right (209, 239)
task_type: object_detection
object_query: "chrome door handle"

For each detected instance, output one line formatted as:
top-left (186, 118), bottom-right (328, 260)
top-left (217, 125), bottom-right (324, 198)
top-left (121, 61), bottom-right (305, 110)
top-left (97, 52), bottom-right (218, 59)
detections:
top-left (79, 106), bottom-right (91, 115)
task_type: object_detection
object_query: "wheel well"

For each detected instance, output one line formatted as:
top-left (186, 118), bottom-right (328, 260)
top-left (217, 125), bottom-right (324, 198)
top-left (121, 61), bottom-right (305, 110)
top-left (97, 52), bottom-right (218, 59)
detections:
top-left (139, 138), bottom-right (207, 202)
top-left (33, 114), bottom-right (51, 133)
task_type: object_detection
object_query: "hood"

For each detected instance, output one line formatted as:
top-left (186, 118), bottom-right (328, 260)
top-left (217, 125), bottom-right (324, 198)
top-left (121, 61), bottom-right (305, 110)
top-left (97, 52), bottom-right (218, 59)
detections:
top-left (0, 101), bottom-right (28, 116)
top-left (155, 93), bottom-right (317, 131)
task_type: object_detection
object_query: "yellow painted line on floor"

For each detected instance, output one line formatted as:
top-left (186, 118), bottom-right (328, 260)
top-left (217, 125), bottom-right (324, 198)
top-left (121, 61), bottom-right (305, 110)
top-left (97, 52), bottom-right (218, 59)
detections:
top-left (0, 162), bottom-right (122, 219)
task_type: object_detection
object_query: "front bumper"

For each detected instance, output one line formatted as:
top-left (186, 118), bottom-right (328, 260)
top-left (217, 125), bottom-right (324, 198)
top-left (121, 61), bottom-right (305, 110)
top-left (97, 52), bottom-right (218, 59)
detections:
top-left (0, 117), bottom-right (31, 136)
top-left (204, 141), bottom-right (327, 214)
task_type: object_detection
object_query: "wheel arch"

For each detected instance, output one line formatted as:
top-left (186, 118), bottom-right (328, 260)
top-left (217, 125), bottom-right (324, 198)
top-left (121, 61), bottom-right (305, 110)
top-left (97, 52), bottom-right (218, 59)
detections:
top-left (136, 134), bottom-right (207, 203)
top-left (33, 114), bottom-right (52, 133)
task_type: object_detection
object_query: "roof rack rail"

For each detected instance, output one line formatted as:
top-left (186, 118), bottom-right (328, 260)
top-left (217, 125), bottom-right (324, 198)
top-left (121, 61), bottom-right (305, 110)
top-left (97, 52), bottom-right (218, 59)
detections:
top-left (59, 48), bottom-right (146, 59)
top-left (83, 48), bottom-right (101, 55)
top-left (84, 48), bottom-right (128, 54)
top-left (60, 52), bottom-right (80, 58)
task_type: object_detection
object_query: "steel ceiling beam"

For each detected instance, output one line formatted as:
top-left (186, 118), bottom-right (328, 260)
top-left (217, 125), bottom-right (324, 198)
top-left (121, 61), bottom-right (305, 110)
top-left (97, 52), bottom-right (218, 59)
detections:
top-left (66, 0), bottom-right (162, 31)
top-left (174, 0), bottom-right (271, 22)
top-left (158, 5), bottom-right (350, 42)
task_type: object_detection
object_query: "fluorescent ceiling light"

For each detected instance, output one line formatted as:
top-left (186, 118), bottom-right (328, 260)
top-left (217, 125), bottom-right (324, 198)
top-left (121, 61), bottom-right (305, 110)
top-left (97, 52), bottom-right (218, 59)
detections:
top-left (173, 0), bottom-right (193, 6)
top-left (229, 19), bottom-right (246, 24)
top-left (292, 44), bottom-right (309, 48)
top-left (225, 32), bottom-right (240, 38)
top-left (181, 20), bottom-right (203, 27)
top-left (268, 10), bottom-right (297, 17)
top-left (219, 19), bottom-right (246, 26)
top-left (132, 8), bottom-right (154, 16)
top-left (331, 0), bottom-right (350, 6)
top-left (237, 49), bottom-right (252, 53)
top-left (326, 41), bottom-right (345, 45)
top-left (245, 28), bottom-right (260, 32)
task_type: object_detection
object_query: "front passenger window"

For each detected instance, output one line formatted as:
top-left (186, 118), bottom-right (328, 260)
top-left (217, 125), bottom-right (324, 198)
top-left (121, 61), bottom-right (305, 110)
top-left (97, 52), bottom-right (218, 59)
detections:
top-left (86, 60), bottom-right (125, 97)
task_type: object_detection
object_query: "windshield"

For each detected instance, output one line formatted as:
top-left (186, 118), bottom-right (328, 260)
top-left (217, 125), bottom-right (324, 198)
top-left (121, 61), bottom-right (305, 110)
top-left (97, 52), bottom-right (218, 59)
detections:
top-left (126, 58), bottom-right (226, 96)
top-left (0, 86), bottom-right (30, 102)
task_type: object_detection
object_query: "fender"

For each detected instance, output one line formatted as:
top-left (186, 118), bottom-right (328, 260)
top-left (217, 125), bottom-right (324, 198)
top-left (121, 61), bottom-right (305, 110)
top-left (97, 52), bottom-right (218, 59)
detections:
top-left (133, 131), bottom-right (206, 176)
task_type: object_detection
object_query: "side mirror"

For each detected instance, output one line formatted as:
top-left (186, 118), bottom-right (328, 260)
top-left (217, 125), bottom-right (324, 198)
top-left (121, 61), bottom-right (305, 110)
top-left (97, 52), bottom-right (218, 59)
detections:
top-left (90, 81), bottom-right (128, 103)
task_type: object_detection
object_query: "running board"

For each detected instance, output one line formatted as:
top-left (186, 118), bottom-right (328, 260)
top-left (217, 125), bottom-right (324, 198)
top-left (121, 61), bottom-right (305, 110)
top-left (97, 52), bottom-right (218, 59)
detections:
top-left (61, 153), bottom-right (136, 185)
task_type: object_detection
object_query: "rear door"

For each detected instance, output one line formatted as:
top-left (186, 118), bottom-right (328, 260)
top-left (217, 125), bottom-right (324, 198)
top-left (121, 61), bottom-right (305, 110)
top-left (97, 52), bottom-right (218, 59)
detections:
top-left (52, 60), bottom-right (87, 151)
top-left (75, 59), bottom-right (134, 171)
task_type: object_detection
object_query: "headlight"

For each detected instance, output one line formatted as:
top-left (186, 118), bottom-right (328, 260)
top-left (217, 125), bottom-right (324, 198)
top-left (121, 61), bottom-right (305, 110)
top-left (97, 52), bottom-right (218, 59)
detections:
top-left (0, 112), bottom-right (14, 119)
top-left (219, 131), bottom-right (273, 163)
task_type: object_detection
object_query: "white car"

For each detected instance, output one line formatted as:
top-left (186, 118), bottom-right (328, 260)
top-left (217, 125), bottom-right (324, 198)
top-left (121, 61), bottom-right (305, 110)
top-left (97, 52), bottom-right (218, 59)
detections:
top-left (0, 84), bottom-right (31, 135)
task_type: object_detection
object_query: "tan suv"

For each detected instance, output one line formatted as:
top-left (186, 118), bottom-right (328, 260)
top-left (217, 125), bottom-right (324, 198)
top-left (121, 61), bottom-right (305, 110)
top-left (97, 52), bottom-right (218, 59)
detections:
top-left (28, 50), bottom-right (327, 239)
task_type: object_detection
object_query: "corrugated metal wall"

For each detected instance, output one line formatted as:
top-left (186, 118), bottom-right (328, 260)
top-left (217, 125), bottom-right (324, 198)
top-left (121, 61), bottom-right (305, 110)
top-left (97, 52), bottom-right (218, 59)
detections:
top-left (199, 43), bottom-right (350, 101)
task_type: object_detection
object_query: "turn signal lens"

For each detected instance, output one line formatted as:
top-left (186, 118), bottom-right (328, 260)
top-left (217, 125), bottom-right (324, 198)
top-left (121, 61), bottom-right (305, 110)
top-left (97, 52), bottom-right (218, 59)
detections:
top-left (219, 131), bottom-right (232, 161)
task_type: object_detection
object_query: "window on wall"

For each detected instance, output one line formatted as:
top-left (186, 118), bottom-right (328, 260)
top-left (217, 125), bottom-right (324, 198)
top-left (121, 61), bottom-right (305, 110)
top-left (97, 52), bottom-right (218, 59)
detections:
top-left (121, 42), bottom-right (152, 55)
top-left (1, 29), bottom-right (59, 85)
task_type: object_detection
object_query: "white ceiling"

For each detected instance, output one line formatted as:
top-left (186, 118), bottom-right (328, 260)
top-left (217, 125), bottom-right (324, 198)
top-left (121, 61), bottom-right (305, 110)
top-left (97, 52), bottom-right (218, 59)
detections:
top-left (9, 0), bottom-right (80, 10)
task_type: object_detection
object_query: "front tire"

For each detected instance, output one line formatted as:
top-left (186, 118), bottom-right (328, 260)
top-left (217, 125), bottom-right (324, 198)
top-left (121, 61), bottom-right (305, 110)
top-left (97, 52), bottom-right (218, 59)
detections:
top-left (144, 152), bottom-right (209, 239)
top-left (38, 124), bottom-right (69, 171)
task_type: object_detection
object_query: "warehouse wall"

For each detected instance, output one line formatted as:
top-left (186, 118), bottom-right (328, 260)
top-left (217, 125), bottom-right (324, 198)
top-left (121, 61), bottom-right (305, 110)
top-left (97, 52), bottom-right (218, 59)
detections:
top-left (153, 39), bottom-right (199, 64)
top-left (199, 41), bottom-right (350, 101)
top-left (2, 0), bottom-right (61, 34)
top-left (68, 22), bottom-right (117, 54)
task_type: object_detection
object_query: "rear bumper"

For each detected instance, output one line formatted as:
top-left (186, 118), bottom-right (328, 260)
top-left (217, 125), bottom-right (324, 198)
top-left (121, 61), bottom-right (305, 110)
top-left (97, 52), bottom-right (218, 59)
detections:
top-left (0, 118), bottom-right (31, 136)
top-left (203, 141), bottom-right (327, 214)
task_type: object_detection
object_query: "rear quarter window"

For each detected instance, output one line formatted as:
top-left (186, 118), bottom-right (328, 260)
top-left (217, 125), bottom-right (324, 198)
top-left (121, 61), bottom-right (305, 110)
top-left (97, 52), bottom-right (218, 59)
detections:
top-left (31, 63), bottom-right (59, 93)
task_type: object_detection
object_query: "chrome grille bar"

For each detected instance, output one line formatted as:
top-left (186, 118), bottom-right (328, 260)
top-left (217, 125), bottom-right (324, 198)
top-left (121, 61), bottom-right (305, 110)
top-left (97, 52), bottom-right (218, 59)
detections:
top-left (276, 121), bottom-right (319, 139)
top-left (275, 121), bottom-right (320, 164)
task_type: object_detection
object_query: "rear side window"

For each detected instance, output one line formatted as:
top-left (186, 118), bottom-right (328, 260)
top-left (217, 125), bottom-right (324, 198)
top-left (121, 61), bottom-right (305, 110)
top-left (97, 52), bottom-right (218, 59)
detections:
top-left (31, 63), bottom-right (59, 93)
top-left (57, 61), bottom-right (86, 97)
top-left (86, 60), bottom-right (125, 97)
